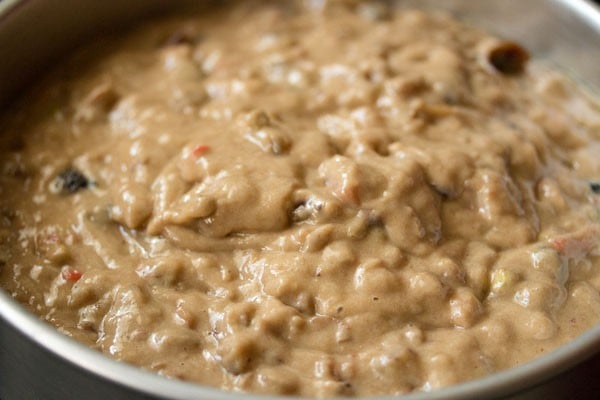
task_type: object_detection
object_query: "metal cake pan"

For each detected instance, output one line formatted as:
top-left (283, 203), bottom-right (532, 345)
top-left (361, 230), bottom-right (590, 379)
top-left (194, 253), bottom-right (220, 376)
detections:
top-left (1, 0), bottom-right (599, 399)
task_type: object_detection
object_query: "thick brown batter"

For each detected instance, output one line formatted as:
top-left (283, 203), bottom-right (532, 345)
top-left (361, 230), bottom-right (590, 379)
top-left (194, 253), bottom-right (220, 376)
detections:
top-left (0, 1), bottom-right (599, 397)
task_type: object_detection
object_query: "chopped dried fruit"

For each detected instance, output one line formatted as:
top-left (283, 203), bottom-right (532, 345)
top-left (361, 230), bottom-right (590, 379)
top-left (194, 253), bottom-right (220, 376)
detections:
top-left (590, 182), bottom-right (600, 194)
top-left (191, 144), bottom-right (211, 157)
top-left (53, 168), bottom-right (90, 194)
top-left (61, 266), bottom-right (82, 282)
top-left (487, 41), bottom-right (529, 75)
top-left (549, 227), bottom-right (599, 259)
top-left (491, 268), bottom-right (519, 292)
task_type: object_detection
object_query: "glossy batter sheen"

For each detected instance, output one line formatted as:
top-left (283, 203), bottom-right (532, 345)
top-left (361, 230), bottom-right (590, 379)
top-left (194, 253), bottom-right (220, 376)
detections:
top-left (0, 1), bottom-right (599, 397)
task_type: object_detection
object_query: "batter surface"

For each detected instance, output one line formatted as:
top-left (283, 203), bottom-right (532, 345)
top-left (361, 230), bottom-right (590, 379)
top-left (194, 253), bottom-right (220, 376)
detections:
top-left (0, 0), bottom-right (599, 397)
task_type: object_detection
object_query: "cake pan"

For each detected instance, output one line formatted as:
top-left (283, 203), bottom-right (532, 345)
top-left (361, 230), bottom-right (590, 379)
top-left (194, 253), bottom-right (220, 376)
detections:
top-left (1, 1), bottom-right (599, 399)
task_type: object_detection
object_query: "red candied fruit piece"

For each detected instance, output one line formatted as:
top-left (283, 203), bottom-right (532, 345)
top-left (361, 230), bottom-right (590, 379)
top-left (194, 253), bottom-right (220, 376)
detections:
top-left (62, 266), bottom-right (83, 282)
top-left (191, 144), bottom-right (211, 157)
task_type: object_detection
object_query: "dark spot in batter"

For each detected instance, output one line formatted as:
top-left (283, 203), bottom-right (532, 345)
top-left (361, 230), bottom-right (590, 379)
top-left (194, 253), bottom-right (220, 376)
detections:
top-left (488, 41), bottom-right (529, 75)
top-left (54, 168), bottom-right (90, 194)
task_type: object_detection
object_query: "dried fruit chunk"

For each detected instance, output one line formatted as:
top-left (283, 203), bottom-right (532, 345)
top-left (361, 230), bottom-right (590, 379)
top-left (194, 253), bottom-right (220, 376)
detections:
top-left (50, 168), bottom-right (90, 194)
top-left (61, 266), bottom-right (83, 282)
top-left (482, 40), bottom-right (530, 75)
